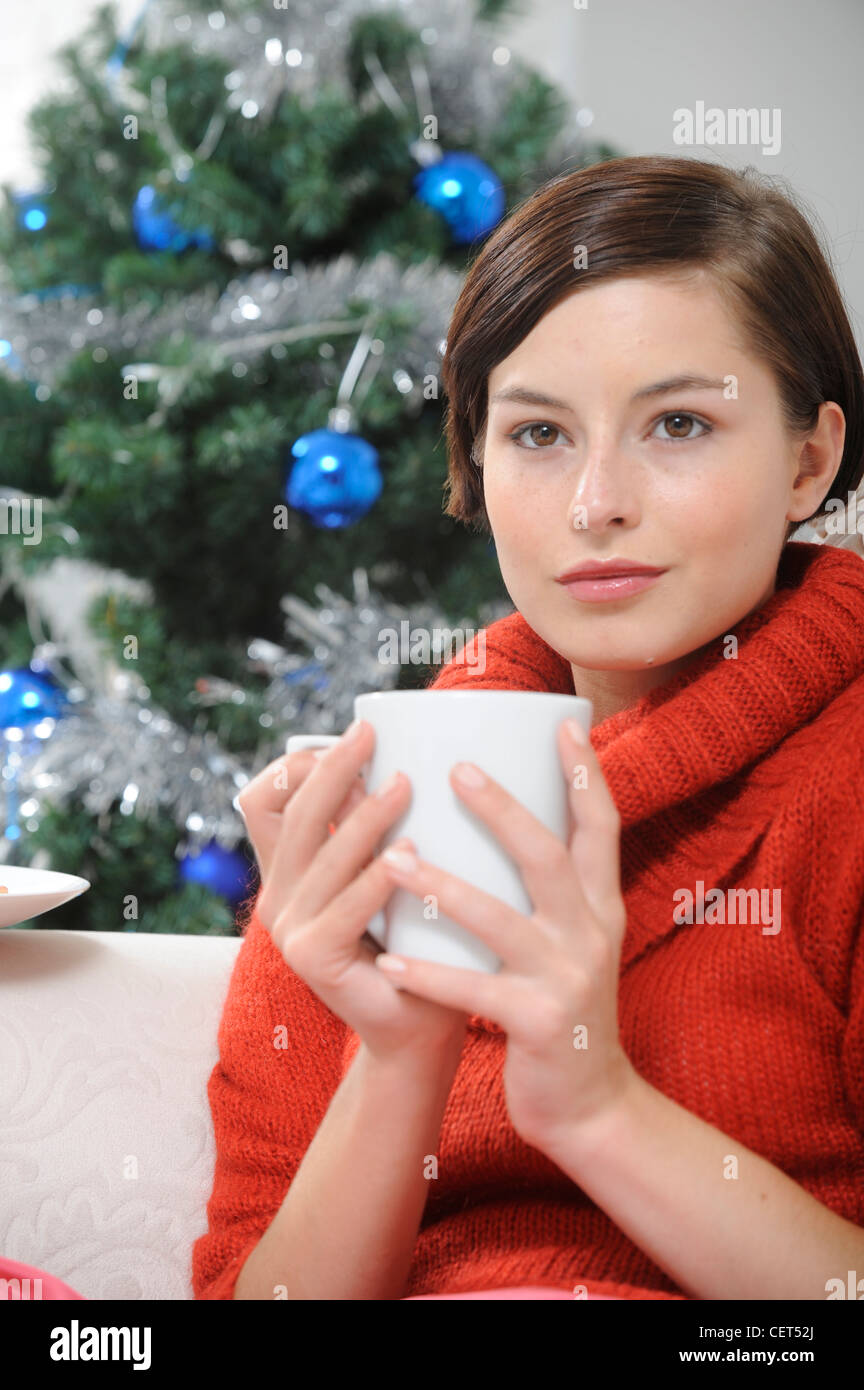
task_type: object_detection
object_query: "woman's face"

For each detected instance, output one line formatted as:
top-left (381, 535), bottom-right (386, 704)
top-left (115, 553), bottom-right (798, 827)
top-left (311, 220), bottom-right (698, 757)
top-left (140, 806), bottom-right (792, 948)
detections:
top-left (480, 272), bottom-right (843, 688)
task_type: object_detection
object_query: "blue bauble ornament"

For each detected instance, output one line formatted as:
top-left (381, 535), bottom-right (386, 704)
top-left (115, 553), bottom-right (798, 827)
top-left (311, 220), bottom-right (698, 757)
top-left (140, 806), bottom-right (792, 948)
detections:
top-left (0, 338), bottom-right (23, 376)
top-left (132, 184), bottom-right (216, 254)
top-left (13, 189), bottom-right (51, 233)
top-left (413, 151), bottom-right (505, 244)
top-left (178, 841), bottom-right (252, 907)
top-left (0, 668), bottom-right (67, 730)
top-left (286, 428), bottom-right (383, 528)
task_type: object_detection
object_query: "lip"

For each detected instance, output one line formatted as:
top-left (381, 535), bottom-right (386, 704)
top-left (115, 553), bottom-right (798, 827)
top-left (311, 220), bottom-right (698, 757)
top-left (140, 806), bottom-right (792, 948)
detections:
top-left (559, 571), bottom-right (664, 602)
top-left (555, 560), bottom-right (668, 605)
top-left (555, 558), bottom-right (666, 582)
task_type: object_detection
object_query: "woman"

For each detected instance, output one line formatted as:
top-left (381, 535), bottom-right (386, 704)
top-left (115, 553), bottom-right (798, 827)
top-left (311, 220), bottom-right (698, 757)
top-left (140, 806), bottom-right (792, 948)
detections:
top-left (192, 155), bottom-right (864, 1300)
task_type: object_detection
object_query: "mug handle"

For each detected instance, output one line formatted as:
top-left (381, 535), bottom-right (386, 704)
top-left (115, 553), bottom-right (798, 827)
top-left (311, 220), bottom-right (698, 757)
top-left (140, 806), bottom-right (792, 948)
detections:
top-left (285, 734), bottom-right (341, 756)
top-left (284, 733), bottom-right (386, 953)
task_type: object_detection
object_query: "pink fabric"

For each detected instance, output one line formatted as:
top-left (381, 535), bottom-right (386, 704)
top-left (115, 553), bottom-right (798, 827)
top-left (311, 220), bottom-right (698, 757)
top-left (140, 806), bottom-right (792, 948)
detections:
top-left (0, 1257), bottom-right (85, 1300)
top-left (0, 1257), bottom-right (618, 1301)
top-left (404, 1285), bottom-right (619, 1300)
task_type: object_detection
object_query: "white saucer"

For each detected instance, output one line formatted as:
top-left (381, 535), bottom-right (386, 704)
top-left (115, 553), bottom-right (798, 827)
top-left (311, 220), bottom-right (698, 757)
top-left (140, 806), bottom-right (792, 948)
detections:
top-left (0, 866), bottom-right (91, 928)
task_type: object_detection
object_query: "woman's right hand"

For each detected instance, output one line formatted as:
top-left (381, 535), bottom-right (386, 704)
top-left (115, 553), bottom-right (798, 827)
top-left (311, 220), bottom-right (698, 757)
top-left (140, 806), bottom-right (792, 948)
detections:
top-left (235, 719), bottom-right (470, 1063)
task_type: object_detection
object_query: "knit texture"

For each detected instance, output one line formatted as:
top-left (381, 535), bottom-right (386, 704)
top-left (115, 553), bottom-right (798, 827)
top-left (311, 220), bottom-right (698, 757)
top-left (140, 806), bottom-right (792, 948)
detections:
top-left (192, 540), bottom-right (864, 1300)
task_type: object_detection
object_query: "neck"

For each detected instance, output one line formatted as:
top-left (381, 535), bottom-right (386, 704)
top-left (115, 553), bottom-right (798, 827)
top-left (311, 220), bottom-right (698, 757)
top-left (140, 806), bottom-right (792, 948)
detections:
top-left (568, 653), bottom-right (701, 728)
top-left (570, 574), bottom-right (779, 728)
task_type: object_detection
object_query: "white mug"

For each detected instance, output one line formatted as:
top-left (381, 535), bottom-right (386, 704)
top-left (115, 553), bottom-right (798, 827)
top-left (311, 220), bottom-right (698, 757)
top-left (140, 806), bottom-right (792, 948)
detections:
top-left (286, 689), bottom-right (593, 974)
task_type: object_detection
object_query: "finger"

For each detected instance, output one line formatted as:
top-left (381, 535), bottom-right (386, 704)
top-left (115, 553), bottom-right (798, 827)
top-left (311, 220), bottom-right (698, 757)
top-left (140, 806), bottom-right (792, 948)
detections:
top-left (446, 762), bottom-right (585, 926)
top-left (272, 720), bottom-right (376, 884)
top-left (557, 719), bottom-right (623, 919)
top-left (378, 841), bottom-right (536, 972)
top-left (330, 777), bottom-right (368, 828)
top-left (235, 748), bottom-right (322, 823)
top-left (374, 950), bottom-right (501, 1021)
top-left (278, 837), bottom-right (412, 972)
top-left (236, 750), bottom-right (331, 881)
top-left (286, 769), bottom-right (411, 923)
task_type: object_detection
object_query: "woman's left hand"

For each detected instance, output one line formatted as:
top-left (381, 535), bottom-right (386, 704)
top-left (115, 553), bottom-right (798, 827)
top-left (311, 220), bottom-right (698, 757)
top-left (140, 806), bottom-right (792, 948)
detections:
top-left (374, 717), bottom-right (635, 1152)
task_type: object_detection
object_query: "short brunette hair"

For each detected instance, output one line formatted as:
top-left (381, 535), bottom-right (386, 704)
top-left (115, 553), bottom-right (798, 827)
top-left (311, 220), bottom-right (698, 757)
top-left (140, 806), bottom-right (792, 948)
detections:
top-left (440, 155), bottom-right (864, 539)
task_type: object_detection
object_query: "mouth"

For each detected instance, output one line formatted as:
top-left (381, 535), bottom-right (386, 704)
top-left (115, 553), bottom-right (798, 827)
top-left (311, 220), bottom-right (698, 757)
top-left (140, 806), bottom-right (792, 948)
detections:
top-left (556, 569), bottom-right (666, 603)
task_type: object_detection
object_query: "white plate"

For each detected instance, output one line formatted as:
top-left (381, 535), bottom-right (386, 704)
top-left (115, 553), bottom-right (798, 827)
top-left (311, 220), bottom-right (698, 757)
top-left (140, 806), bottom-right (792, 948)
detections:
top-left (0, 866), bottom-right (91, 928)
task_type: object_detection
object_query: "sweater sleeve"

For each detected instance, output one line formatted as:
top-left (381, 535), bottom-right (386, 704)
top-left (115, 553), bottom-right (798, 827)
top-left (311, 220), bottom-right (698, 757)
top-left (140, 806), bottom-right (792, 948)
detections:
top-left (191, 897), bottom-right (349, 1299)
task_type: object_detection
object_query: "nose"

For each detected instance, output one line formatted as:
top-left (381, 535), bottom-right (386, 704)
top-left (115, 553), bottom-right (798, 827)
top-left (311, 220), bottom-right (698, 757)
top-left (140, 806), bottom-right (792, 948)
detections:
top-left (566, 450), bottom-right (641, 533)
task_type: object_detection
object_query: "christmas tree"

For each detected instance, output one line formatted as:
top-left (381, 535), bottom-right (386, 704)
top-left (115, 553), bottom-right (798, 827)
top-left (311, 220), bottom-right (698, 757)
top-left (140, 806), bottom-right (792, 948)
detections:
top-left (0, 0), bottom-right (619, 933)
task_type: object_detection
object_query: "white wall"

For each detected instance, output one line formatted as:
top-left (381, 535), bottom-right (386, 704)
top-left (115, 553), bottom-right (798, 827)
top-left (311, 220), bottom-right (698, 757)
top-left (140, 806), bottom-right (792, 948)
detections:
top-left (0, 0), bottom-right (143, 188)
top-left (499, 0), bottom-right (864, 347)
top-left (1, 0), bottom-right (862, 343)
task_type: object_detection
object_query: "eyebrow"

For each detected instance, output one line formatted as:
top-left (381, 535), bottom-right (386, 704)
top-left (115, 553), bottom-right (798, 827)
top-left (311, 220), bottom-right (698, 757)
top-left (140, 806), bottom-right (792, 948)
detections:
top-left (489, 375), bottom-right (728, 411)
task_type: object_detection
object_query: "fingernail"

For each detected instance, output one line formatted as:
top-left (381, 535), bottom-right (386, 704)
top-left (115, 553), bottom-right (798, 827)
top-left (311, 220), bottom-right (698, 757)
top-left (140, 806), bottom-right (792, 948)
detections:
top-left (375, 771), bottom-right (402, 798)
top-left (453, 762), bottom-right (485, 787)
top-left (375, 954), bottom-right (406, 972)
top-left (381, 846), bottom-right (418, 874)
top-left (565, 718), bottom-right (587, 745)
top-left (343, 718), bottom-right (364, 742)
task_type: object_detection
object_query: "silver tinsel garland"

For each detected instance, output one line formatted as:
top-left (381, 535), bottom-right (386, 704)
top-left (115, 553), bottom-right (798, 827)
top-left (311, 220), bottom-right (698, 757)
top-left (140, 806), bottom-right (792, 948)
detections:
top-left (1, 552), bottom-right (511, 862)
top-left (191, 565), bottom-right (513, 768)
top-left (6, 667), bottom-right (250, 854)
top-left (242, 565), bottom-right (511, 738)
top-left (1, 0), bottom-right (584, 398)
top-left (115, 0), bottom-right (583, 152)
top-left (0, 253), bottom-right (463, 407)
top-left (0, 0), bottom-right (563, 867)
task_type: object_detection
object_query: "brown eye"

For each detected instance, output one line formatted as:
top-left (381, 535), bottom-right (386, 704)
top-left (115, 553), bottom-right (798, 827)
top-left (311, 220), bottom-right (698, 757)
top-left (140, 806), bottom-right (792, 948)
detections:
top-left (528, 424), bottom-right (557, 446)
top-left (654, 412), bottom-right (711, 442)
top-left (509, 422), bottom-right (566, 449)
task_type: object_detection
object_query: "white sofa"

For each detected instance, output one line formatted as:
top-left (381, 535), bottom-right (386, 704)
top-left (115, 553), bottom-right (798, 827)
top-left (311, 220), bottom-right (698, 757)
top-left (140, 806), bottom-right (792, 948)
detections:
top-left (0, 928), bottom-right (241, 1300)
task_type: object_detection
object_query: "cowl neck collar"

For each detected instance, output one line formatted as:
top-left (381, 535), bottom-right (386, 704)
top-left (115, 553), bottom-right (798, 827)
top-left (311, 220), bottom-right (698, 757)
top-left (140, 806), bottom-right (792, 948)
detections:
top-left (431, 542), bottom-right (864, 1035)
top-left (464, 541), bottom-right (864, 828)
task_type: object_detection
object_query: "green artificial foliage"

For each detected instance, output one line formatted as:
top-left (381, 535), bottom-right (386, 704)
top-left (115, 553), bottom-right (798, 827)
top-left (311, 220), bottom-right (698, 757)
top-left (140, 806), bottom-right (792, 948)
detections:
top-left (0, 0), bottom-right (620, 935)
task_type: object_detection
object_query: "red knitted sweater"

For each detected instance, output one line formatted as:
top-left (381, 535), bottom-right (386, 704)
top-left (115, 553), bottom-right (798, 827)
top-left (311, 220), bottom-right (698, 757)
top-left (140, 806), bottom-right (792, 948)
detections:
top-left (192, 540), bottom-right (864, 1300)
